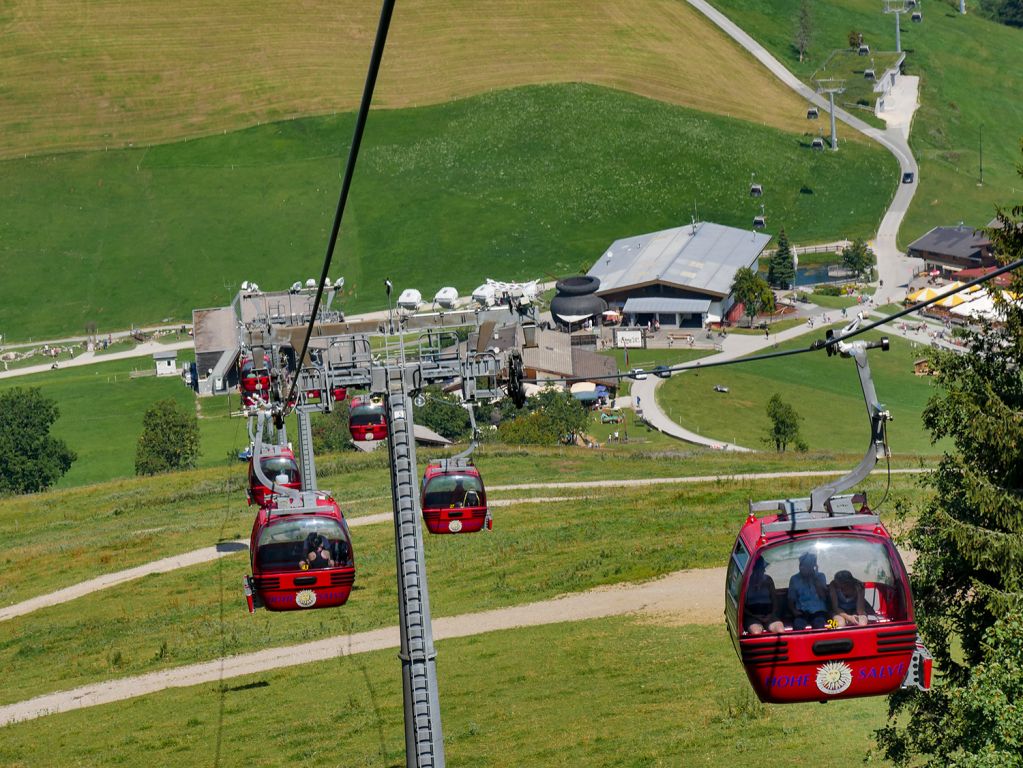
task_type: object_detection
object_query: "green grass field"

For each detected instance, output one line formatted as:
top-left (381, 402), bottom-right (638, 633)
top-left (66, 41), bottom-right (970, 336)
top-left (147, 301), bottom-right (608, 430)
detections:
top-left (0, 461), bottom-right (930, 706)
top-left (0, 618), bottom-right (892, 768)
top-left (0, 355), bottom-right (251, 488)
top-left (707, 0), bottom-right (1023, 244)
top-left (657, 330), bottom-right (946, 454)
top-left (0, 447), bottom-right (935, 608)
top-left (0, 0), bottom-right (814, 161)
top-left (0, 84), bottom-right (897, 342)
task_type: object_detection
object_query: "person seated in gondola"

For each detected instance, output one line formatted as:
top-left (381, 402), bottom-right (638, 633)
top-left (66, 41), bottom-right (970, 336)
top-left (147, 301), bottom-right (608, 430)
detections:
top-left (744, 559), bottom-right (784, 635)
top-left (788, 552), bottom-right (830, 630)
top-left (830, 570), bottom-right (869, 627)
top-left (300, 533), bottom-right (335, 570)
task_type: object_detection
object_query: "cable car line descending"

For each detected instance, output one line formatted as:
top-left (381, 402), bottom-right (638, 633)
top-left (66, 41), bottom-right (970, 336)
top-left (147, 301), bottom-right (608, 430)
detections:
top-left (283, 0), bottom-right (396, 415)
top-left (527, 256), bottom-right (1023, 387)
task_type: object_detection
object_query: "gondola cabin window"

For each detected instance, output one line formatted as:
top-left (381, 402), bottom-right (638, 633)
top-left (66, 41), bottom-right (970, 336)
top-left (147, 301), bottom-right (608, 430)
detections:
top-left (422, 473), bottom-right (484, 509)
top-left (256, 517), bottom-right (351, 572)
top-left (745, 536), bottom-right (907, 632)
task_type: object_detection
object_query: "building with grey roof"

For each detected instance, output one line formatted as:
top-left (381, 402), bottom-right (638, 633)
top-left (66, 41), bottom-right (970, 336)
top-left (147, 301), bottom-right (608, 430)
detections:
top-left (587, 221), bottom-right (771, 328)
top-left (907, 225), bottom-right (995, 276)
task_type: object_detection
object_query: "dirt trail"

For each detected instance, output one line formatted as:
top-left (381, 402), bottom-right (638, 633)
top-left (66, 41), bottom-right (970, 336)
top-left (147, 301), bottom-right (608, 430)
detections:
top-left (0, 567), bottom-right (724, 727)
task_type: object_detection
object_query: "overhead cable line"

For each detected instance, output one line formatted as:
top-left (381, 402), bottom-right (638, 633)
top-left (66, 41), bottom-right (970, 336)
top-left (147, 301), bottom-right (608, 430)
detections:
top-left (284, 0), bottom-right (396, 412)
top-left (527, 256), bottom-right (1023, 386)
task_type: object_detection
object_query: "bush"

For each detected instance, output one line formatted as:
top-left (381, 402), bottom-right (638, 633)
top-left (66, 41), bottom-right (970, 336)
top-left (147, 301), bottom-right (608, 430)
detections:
top-left (135, 398), bottom-right (199, 475)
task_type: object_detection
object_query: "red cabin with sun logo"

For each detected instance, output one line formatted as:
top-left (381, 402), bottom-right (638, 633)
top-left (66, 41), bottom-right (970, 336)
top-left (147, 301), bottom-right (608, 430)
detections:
top-left (420, 460), bottom-right (490, 534)
top-left (348, 395), bottom-right (387, 442)
top-left (725, 494), bottom-right (931, 703)
top-left (244, 494), bottom-right (355, 612)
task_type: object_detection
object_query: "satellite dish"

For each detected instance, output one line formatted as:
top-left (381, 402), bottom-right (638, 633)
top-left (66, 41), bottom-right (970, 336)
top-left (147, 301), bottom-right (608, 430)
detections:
top-left (240, 281), bottom-right (251, 292)
top-left (291, 281), bottom-right (302, 293)
top-left (333, 277), bottom-right (345, 289)
top-left (414, 394), bottom-right (426, 408)
top-left (305, 278), bottom-right (317, 289)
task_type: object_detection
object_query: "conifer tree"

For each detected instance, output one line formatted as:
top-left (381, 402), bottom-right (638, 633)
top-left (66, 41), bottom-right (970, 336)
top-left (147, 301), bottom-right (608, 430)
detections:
top-left (767, 228), bottom-right (796, 289)
top-left (877, 175), bottom-right (1023, 765)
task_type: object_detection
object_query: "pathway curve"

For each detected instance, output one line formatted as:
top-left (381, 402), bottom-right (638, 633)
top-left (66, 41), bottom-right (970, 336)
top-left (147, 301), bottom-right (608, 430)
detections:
top-left (0, 566), bottom-right (725, 727)
top-left (0, 472), bottom-right (926, 623)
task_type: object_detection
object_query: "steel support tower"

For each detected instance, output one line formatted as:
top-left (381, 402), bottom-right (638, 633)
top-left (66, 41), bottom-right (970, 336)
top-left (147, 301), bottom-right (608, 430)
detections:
top-left (244, 319), bottom-right (512, 768)
top-left (814, 79), bottom-right (846, 151)
top-left (884, 0), bottom-right (909, 53)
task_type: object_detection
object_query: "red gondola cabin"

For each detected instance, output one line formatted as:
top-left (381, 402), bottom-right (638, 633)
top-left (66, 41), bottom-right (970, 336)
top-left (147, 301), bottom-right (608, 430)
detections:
top-left (420, 461), bottom-right (490, 534)
top-left (239, 353), bottom-right (271, 408)
top-left (245, 495), bottom-right (355, 612)
top-left (725, 494), bottom-right (931, 704)
top-left (247, 447), bottom-right (302, 507)
top-left (349, 395), bottom-right (387, 442)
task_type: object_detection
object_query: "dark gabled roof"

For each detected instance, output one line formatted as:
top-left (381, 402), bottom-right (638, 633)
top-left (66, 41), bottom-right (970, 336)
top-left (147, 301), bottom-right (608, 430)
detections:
top-left (907, 226), bottom-right (991, 259)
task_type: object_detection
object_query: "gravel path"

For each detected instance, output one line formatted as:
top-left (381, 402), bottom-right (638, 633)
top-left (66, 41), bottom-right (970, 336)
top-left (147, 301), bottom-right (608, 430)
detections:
top-left (0, 566), bottom-right (724, 727)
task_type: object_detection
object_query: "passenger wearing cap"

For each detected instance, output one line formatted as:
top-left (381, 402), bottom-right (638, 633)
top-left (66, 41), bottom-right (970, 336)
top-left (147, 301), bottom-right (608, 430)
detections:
top-left (787, 552), bottom-right (829, 630)
top-left (830, 570), bottom-right (868, 627)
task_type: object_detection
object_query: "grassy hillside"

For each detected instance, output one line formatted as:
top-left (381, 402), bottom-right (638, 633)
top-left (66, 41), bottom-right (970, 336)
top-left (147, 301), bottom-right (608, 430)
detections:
top-left (0, 0), bottom-right (814, 159)
top-left (657, 330), bottom-right (947, 454)
top-left (707, 0), bottom-right (1023, 243)
top-left (0, 618), bottom-right (893, 768)
top-left (0, 84), bottom-right (897, 341)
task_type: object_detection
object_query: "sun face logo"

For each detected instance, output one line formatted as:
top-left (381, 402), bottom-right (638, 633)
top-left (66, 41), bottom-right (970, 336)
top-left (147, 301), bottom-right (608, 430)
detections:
top-left (816, 661), bottom-right (854, 695)
top-left (448, 519), bottom-right (463, 533)
top-left (295, 589), bottom-right (317, 609)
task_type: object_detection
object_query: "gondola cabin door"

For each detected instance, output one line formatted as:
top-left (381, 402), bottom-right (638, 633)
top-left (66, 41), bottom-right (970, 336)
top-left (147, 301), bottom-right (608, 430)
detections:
top-left (726, 502), bottom-right (931, 703)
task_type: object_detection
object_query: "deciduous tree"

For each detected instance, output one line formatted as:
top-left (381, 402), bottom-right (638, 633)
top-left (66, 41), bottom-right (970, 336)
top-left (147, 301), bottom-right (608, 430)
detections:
top-left (135, 398), bottom-right (199, 475)
top-left (794, 0), bottom-right (813, 62)
top-left (730, 267), bottom-right (775, 326)
top-left (841, 238), bottom-right (876, 280)
top-left (763, 393), bottom-right (806, 452)
top-left (0, 387), bottom-right (76, 494)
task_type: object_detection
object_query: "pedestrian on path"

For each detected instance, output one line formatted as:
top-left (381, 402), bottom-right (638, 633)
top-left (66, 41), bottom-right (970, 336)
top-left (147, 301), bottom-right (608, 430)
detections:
top-left (764, 327), bottom-right (769, 340)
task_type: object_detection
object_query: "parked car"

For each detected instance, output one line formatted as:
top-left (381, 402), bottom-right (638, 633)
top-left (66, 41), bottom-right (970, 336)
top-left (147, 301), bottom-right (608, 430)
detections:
top-left (653, 365), bottom-right (672, 379)
top-left (902, 171), bottom-right (915, 184)
top-left (628, 368), bottom-right (648, 380)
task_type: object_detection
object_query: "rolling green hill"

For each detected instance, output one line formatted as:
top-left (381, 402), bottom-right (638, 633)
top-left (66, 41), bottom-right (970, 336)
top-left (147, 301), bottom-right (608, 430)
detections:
top-left (0, 84), bottom-right (896, 341)
top-left (707, 0), bottom-right (1023, 243)
top-left (0, 0), bottom-right (815, 159)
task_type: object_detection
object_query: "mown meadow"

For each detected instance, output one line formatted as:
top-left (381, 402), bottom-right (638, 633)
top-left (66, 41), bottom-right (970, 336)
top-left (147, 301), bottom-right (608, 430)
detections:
top-left (0, 84), bottom-right (897, 341)
top-left (657, 330), bottom-right (948, 454)
top-left (0, 454), bottom-right (930, 714)
top-left (0, 618), bottom-right (893, 768)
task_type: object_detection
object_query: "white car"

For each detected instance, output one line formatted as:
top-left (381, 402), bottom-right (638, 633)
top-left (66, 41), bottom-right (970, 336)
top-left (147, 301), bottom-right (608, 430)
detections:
top-left (628, 368), bottom-right (648, 380)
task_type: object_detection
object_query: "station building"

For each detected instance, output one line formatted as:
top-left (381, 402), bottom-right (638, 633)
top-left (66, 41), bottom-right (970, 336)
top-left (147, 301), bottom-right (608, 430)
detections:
top-left (587, 221), bottom-right (771, 328)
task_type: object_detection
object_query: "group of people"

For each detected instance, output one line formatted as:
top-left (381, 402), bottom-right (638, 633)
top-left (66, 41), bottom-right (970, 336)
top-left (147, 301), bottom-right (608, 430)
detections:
top-left (744, 552), bottom-right (869, 634)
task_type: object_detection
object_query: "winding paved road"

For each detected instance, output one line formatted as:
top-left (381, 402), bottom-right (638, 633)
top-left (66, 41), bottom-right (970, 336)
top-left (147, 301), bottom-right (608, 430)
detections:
top-left (628, 2), bottom-right (930, 450)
